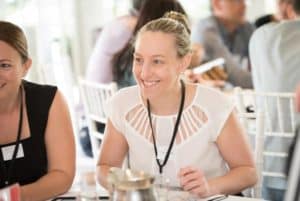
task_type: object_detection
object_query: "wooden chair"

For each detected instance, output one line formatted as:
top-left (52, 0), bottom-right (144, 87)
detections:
top-left (79, 79), bottom-right (117, 162)
top-left (235, 87), bottom-right (297, 198)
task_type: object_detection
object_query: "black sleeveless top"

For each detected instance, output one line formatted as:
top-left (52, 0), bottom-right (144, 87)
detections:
top-left (0, 80), bottom-right (57, 188)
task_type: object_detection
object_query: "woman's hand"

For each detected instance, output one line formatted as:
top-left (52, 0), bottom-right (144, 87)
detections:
top-left (184, 69), bottom-right (226, 88)
top-left (178, 166), bottom-right (214, 198)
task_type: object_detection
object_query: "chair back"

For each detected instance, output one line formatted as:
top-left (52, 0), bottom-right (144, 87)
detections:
top-left (237, 110), bottom-right (265, 198)
top-left (235, 87), bottom-right (298, 198)
top-left (284, 129), bottom-right (300, 201)
top-left (79, 79), bottom-right (117, 161)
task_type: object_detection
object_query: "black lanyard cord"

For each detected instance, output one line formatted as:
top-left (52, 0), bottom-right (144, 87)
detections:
top-left (0, 86), bottom-right (23, 186)
top-left (146, 80), bottom-right (185, 174)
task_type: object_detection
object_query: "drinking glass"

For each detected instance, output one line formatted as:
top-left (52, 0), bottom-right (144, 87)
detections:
top-left (79, 171), bottom-right (98, 201)
top-left (154, 174), bottom-right (170, 201)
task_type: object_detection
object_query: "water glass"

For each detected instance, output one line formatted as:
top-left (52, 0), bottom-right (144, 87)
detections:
top-left (79, 171), bottom-right (98, 201)
top-left (154, 175), bottom-right (171, 201)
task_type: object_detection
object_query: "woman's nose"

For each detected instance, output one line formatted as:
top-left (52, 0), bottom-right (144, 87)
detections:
top-left (140, 63), bottom-right (152, 79)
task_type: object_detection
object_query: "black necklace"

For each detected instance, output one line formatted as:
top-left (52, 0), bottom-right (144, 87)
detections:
top-left (0, 86), bottom-right (23, 186)
top-left (146, 80), bottom-right (185, 174)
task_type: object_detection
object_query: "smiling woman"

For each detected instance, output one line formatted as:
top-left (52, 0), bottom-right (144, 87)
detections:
top-left (97, 11), bottom-right (257, 199)
top-left (0, 21), bottom-right (75, 201)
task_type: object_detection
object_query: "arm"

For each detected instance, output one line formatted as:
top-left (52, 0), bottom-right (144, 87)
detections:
top-left (21, 90), bottom-right (75, 201)
top-left (210, 111), bottom-right (257, 194)
top-left (179, 111), bottom-right (257, 197)
top-left (191, 23), bottom-right (253, 88)
top-left (204, 32), bottom-right (253, 88)
top-left (296, 84), bottom-right (300, 112)
top-left (86, 26), bottom-right (115, 83)
top-left (96, 119), bottom-right (129, 189)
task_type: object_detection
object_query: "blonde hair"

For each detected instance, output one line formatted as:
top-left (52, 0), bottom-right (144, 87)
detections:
top-left (137, 11), bottom-right (191, 58)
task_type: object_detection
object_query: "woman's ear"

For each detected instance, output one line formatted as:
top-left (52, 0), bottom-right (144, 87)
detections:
top-left (22, 58), bottom-right (32, 77)
top-left (212, 0), bottom-right (222, 13)
top-left (180, 52), bottom-right (192, 72)
top-left (286, 3), bottom-right (297, 19)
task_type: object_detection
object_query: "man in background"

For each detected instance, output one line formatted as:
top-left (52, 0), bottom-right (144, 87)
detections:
top-left (250, 0), bottom-right (299, 96)
top-left (250, 0), bottom-right (300, 200)
top-left (191, 0), bottom-right (254, 88)
top-left (255, 0), bottom-right (293, 28)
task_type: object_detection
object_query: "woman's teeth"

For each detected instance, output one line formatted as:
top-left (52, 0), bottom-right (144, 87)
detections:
top-left (143, 81), bottom-right (158, 87)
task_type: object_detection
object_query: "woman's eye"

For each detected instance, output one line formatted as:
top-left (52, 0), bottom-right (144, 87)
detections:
top-left (134, 57), bottom-right (143, 64)
top-left (0, 63), bottom-right (12, 68)
top-left (153, 59), bottom-right (163, 65)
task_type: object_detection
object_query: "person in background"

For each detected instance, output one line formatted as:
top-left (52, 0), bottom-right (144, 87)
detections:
top-left (0, 21), bottom-right (75, 201)
top-left (191, 0), bottom-right (254, 88)
top-left (97, 11), bottom-right (257, 198)
top-left (255, 0), bottom-right (293, 28)
top-left (86, 0), bottom-right (145, 87)
top-left (249, 0), bottom-right (300, 199)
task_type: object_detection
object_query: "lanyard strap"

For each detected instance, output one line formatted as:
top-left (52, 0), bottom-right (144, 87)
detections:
top-left (0, 86), bottom-right (23, 186)
top-left (146, 80), bottom-right (185, 174)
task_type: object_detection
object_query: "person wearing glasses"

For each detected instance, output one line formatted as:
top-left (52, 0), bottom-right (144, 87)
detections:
top-left (191, 0), bottom-right (254, 88)
top-left (97, 11), bottom-right (257, 198)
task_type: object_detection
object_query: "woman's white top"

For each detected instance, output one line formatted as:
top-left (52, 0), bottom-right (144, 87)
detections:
top-left (105, 84), bottom-right (234, 186)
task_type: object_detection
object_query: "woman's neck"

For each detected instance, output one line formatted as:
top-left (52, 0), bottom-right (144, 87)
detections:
top-left (146, 82), bottom-right (183, 116)
top-left (0, 89), bottom-right (21, 114)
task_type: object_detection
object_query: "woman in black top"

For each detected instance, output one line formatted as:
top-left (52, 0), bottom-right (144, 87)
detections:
top-left (0, 21), bottom-right (75, 200)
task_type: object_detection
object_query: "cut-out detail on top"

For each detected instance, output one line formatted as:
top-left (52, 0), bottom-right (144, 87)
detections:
top-left (125, 104), bottom-right (208, 144)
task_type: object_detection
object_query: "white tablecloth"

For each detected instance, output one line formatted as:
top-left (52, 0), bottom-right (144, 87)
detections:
top-left (156, 189), bottom-right (265, 201)
top-left (54, 188), bottom-right (266, 201)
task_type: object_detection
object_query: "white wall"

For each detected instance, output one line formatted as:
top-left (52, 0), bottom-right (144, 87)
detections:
top-left (75, 0), bottom-right (103, 76)
top-left (74, 0), bottom-right (131, 77)
top-left (246, 0), bottom-right (277, 22)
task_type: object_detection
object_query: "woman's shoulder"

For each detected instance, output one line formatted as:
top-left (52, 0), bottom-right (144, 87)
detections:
top-left (108, 85), bottom-right (140, 107)
top-left (23, 80), bottom-right (60, 123)
top-left (118, 15), bottom-right (137, 30)
top-left (23, 80), bottom-right (57, 97)
top-left (104, 15), bottom-right (136, 34)
top-left (105, 85), bottom-right (140, 119)
top-left (193, 84), bottom-right (233, 107)
top-left (194, 84), bottom-right (227, 97)
top-left (114, 85), bottom-right (139, 101)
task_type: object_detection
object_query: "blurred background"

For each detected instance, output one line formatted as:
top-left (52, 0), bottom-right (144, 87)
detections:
top-left (0, 0), bottom-right (279, 148)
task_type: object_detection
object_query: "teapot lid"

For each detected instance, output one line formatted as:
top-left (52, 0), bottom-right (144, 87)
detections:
top-left (108, 168), bottom-right (155, 190)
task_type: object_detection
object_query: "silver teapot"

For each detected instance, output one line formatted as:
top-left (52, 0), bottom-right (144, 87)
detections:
top-left (108, 167), bottom-right (158, 201)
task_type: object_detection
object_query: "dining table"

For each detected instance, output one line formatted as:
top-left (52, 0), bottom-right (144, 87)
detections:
top-left (51, 187), bottom-right (266, 201)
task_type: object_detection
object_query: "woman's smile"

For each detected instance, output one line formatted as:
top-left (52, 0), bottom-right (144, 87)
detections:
top-left (141, 80), bottom-right (160, 88)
